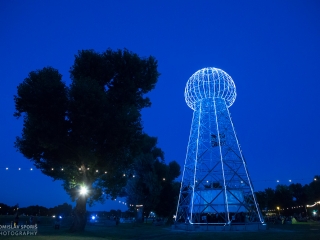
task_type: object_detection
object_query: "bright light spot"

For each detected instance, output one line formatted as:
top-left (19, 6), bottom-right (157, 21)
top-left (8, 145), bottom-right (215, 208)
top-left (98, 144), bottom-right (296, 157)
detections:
top-left (80, 186), bottom-right (88, 195)
top-left (18, 168), bottom-right (21, 170)
top-left (96, 170), bottom-right (98, 172)
top-left (276, 180), bottom-right (279, 182)
top-left (289, 180), bottom-right (292, 182)
top-left (79, 168), bottom-right (81, 170)
top-left (123, 174), bottom-right (126, 176)
top-left (51, 168), bottom-right (54, 170)
top-left (59, 216), bottom-right (62, 219)
top-left (52, 215), bottom-right (56, 218)
top-left (61, 168), bottom-right (64, 171)
top-left (6, 168), bottom-right (8, 170)
top-left (30, 168), bottom-right (33, 171)
top-left (163, 178), bottom-right (165, 181)
top-left (91, 216), bottom-right (95, 220)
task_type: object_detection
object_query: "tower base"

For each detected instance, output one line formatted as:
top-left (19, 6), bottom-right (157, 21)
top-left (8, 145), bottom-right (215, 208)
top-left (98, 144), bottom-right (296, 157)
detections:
top-left (172, 223), bottom-right (267, 232)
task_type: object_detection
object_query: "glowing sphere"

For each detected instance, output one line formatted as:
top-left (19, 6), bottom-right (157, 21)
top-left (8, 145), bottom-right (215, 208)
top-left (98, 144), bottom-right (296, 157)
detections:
top-left (185, 67), bottom-right (236, 110)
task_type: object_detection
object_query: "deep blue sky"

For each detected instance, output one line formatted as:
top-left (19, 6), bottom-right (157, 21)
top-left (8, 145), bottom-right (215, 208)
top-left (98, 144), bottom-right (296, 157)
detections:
top-left (1, 0), bottom-right (320, 211)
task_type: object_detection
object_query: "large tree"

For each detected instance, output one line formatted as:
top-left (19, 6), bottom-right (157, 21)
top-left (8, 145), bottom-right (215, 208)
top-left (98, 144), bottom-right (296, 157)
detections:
top-left (14, 49), bottom-right (160, 231)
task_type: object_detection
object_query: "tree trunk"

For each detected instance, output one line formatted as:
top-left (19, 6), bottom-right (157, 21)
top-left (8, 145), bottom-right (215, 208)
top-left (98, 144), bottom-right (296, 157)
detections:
top-left (70, 195), bottom-right (87, 232)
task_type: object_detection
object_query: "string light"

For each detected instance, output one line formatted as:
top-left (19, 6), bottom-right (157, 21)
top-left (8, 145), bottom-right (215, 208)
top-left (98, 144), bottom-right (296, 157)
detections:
top-left (262, 205), bottom-right (305, 212)
top-left (306, 201), bottom-right (320, 208)
top-left (0, 167), bottom-right (317, 185)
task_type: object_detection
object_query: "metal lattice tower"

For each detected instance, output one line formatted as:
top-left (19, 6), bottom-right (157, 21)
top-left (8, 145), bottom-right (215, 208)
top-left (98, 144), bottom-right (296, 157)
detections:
top-left (175, 67), bottom-right (264, 227)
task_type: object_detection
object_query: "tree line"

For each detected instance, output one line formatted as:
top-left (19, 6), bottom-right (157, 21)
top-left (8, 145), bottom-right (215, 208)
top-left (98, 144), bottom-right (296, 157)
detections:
top-left (0, 203), bottom-right (72, 216)
top-left (255, 175), bottom-right (320, 215)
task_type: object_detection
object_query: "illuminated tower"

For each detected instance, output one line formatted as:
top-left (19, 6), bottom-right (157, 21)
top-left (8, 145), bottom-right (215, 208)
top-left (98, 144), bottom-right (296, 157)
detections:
top-left (175, 67), bottom-right (264, 229)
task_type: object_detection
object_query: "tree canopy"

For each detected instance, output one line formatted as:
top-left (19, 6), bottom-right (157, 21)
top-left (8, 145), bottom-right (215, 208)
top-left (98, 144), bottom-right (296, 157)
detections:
top-left (14, 48), bottom-right (160, 231)
top-left (255, 175), bottom-right (320, 217)
top-left (125, 134), bottom-right (181, 221)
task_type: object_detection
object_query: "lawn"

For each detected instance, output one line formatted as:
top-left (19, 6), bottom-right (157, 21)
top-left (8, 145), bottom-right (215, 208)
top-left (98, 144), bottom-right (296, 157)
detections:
top-left (1, 218), bottom-right (320, 240)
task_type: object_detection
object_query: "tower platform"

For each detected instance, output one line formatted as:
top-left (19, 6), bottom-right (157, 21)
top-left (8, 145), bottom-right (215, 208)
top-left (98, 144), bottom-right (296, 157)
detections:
top-left (172, 223), bottom-right (267, 232)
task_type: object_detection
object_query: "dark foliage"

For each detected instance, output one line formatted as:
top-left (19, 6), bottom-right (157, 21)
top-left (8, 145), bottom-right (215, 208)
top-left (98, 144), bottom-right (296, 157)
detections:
top-left (256, 175), bottom-right (320, 216)
top-left (125, 134), bottom-right (181, 221)
top-left (14, 49), bottom-right (160, 231)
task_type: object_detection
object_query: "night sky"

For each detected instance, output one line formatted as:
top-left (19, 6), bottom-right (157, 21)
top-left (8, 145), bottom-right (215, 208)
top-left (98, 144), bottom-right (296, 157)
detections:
top-left (1, 0), bottom-right (320, 211)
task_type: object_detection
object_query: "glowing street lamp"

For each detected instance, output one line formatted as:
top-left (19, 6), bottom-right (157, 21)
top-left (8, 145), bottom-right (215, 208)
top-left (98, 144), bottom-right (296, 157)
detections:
top-left (277, 206), bottom-right (280, 215)
top-left (80, 186), bottom-right (88, 195)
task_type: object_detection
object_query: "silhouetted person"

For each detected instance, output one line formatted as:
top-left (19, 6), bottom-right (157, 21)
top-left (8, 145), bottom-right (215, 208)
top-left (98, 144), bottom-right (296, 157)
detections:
top-left (14, 213), bottom-right (19, 227)
top-left (54, 218), bottom-right (61, 229)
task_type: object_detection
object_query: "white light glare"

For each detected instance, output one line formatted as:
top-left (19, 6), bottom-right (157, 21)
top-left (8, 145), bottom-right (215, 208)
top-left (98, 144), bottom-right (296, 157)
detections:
top-left (80, 186), bottom-right (88, 195)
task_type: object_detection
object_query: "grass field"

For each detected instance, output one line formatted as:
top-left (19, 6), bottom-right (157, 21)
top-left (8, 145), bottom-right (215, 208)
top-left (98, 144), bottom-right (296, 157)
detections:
top-left (1, 217), bottom-right (320, 240)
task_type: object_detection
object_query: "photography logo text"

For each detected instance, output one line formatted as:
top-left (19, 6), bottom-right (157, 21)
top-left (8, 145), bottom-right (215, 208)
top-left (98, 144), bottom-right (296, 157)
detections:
top-left (0, 224), bottom-right (37, 236)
